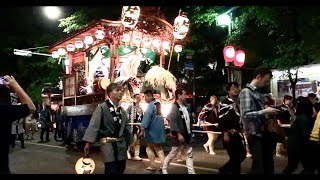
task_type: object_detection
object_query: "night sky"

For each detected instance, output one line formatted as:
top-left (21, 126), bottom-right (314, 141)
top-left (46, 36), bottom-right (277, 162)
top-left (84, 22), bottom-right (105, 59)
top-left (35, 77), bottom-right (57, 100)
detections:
top-left (0, 6), bottom-right (182, 74)
top-left (0, 7), bottom-right (78, 75)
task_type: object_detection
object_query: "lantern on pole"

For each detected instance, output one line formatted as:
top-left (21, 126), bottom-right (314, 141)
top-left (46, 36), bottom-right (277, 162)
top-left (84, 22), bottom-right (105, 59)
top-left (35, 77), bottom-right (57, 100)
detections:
top-left (173, 10), bottom-right (190, 40)
top-left (121, 6), bottom-right (140, 29)
top-left (174, 45), bottom-right (182, 62)
top-left (234, 50), bottom-right (245, 67)
top-left (223, 45), bottom-right (235, 63)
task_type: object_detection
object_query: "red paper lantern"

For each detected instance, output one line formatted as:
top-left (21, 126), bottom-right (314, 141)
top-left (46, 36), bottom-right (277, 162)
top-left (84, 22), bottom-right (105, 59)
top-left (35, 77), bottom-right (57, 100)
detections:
top-left (223, 46), bottom-right (235, 63)
top-left (234, 50), bottom-right (245, 67)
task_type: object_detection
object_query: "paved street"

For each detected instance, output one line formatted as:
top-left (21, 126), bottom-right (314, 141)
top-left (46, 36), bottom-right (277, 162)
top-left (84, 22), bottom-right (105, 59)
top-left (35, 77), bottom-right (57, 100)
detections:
top-left (8, 132), bottom-right (296, 174)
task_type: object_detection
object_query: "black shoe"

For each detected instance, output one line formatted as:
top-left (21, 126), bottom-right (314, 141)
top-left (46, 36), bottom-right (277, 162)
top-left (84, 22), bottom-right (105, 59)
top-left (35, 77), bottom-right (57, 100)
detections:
top-left (46, 139), bottom-right (50, 142)
top-left (37, 140), bottom-right (45, 143)
top-left (21, 146), bottom-right (26, 149)
top-left (219, 167), bottom-right (231, 174)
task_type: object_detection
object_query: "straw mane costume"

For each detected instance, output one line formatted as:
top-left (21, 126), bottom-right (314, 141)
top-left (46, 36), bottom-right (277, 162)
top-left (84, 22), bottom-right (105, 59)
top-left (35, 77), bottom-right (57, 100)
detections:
top-left (142, 66), bottom-right (177, 102)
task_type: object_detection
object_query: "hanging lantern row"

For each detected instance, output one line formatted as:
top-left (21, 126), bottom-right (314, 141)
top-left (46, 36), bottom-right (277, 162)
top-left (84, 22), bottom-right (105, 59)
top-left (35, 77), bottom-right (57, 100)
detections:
top-left (223, 45), bottom-right (245, 67)
top-left (51, 29), bottom-right (107, 58)
top-left (120, 30), bottom-right (173, 54)
top-left (121, 6), bottom-right (141, 29)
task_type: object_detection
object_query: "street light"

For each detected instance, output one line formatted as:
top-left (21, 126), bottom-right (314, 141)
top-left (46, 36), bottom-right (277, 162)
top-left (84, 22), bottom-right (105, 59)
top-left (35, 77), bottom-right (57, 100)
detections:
top-left (13, 49), bottom-right (52, 57)
top-left (13, 46), bottom-right (52, 57)
top-left (217, 11), bottom-right (234, 82)
top-left (43, 6), bottom-right (61, 20)
top-left (217, 14), bottom-right (232, 35)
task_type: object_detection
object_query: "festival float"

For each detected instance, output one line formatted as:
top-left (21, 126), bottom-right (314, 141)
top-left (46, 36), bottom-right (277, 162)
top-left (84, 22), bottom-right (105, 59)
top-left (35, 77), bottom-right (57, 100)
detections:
top-left (49, 6), bottom-right (190, 148)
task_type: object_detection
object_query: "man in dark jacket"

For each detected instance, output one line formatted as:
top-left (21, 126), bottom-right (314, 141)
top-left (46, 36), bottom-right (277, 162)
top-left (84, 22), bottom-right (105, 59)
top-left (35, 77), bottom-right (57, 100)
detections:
top-left (0, 75), bottom-right (36, 174)
top-left (162, 88), bottom-right (195, 174)
top-left (218, 82), bottom-right (246, 174)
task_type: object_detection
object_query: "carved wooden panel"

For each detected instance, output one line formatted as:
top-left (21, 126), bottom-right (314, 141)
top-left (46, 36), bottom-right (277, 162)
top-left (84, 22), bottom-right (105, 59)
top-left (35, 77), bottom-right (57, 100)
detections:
top-left (64, 75), bottom-right (76, 97)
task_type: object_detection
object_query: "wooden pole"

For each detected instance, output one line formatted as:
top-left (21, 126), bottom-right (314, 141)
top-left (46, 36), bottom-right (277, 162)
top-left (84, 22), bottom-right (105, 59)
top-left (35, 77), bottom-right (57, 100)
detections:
top-left (109, 43), bottom-right (115, 82)
top-left (160, 50), bottom-right (164, 68)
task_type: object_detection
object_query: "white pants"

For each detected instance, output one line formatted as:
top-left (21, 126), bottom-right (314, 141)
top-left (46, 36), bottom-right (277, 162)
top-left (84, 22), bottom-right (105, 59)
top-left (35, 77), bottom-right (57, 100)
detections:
top-left (162, 144), bottom-right (196, 174)
top-left (25, 122), bottom-right (36, 139)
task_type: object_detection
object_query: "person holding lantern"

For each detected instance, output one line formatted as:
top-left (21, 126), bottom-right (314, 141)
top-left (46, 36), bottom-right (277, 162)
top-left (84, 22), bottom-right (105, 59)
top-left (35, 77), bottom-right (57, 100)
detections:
top-left (82, 83), bottom-right (133, 174)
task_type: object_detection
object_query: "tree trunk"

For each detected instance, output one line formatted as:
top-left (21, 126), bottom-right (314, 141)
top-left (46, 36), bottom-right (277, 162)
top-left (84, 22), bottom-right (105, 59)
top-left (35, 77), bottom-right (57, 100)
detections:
top-left (288, 69), bottom-right (298, 100)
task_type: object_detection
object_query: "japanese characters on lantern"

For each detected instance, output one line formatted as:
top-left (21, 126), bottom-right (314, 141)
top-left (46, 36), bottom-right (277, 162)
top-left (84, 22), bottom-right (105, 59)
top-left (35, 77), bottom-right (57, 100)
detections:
top-left (121, 6), bottom-right (140, 29)
top-left (173, 13), bottom-right (190, 40)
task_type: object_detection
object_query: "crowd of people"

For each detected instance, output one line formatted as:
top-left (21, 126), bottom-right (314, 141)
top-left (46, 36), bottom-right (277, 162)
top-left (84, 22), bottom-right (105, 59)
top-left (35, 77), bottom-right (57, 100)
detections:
top-left (2, 67), bottom-right (320, 175)
top-left (81, 68), bottom-right (320, 174)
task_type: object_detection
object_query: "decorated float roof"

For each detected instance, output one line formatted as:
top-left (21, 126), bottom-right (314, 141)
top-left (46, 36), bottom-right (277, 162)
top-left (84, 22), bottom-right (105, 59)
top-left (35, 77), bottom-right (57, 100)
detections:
top-left (49, 16), bottom-right (175, 55)
top-left (49, 6), bottom-right (189, 57)
top-left (49, 19), bottom-right (121, 53)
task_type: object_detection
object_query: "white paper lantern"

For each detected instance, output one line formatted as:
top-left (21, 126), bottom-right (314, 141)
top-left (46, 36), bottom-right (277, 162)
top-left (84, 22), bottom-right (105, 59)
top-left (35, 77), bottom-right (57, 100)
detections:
top-left (141, 47), bottom-right (148, 54)
top-left (121, 33), bottom-right (131, 43)
top-left (66, 44), bottom-right (75, 52)
top-left (51, 51), bottom-right (59, 58)
top-left (174, 45), bottom-right (182, 53)
top-left (173, 14), bottom-right (190, 40)
top-left (142, 37), bottom-right (152, 47)
top-left (152, 39), bottom-right (161, 48)
top-left (162, 41), bottom-right (170, 50)
top-left (121, 6), bottom-right (140, 29)
top-left (75, 157), bottom-right (95, 174)
top-left (95, 30), bottom-right (105, 40)
top-left (75, 41), bottom-right (84, 49)
top-left (57, 48), bottom-right (66, 56)
top-left (84, 35), bottom-right (94, 45)
top-left (132, 35), bottom-right (142, 47)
